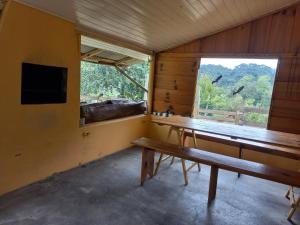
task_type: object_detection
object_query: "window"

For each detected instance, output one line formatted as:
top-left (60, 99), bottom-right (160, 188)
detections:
top-left (195, 58), bottom-right (278, 128)
top-left (79, 36), bottom-right (151, 125)
top-left (80, 61), bottom-right (149, 103)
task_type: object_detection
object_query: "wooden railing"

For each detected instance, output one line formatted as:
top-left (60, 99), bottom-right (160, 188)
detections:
top-left (196, 109), bottom-right (242, 125)
top-left (195, 107), bottom-right (269, 127)
top-left (240, 106), bottom-right (269, 114)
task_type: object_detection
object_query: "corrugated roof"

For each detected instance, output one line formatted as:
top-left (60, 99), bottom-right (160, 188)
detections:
top-left (81, 37), bottom-right (148, 66)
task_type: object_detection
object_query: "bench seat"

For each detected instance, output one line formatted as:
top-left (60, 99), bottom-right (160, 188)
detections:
top-left (133, 137), bottom-right (300, 204)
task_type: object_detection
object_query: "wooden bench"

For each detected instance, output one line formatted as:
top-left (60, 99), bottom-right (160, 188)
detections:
top-left (132, 137), bottom-right (300, 206)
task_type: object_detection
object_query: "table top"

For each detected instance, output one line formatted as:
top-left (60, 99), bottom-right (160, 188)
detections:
top-left (151, 116), bottom-right (300, 149)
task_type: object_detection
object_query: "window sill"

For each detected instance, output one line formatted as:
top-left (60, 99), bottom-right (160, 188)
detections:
top-left (80, 114), bottom-right (147, 128)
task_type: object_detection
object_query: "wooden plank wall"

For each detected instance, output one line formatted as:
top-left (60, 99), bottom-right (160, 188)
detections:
top-left (153, 3), bottom-right (300, 134)
top-left (153, 56), bottom-right (199, 115)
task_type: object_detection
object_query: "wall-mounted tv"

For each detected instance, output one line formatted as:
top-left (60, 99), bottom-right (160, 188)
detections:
top-left (21, 63), bottom-right (68, 104)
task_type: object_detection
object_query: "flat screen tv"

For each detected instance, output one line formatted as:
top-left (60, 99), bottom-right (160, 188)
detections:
top-left (21, 63), bottom-right (68, 104)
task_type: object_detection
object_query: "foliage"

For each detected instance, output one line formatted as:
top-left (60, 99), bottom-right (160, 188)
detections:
top-left (198, 63), bottom-right (276, 127)
top-left (200, 63), bottom-right (275, 86)
top-left (80, 61), bottom-right (149, 102)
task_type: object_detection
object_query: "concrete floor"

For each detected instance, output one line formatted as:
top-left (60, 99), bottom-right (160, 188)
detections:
top-left (0, 147), bottom-right (299, 225)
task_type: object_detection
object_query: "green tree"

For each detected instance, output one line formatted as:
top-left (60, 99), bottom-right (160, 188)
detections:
top-left (80, 61), bottom-right (149, 102)
top-left (197, 63), bottom-right (276, 127)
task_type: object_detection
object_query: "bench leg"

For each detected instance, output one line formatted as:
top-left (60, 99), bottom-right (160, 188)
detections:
top-left (140, 147), bottom-right (155, 186)
top-left (208, 166), bottom-right (219, 205)
top-left (288, 197), bottom-right (300, 221)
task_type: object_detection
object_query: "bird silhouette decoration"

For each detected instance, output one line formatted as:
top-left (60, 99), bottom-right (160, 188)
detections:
top-left (212, 75), bottom-right (222, 84)
top-left (233, 86), bottom-right (244, 95)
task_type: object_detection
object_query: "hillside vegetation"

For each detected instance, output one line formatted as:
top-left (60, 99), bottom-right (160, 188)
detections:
top-left (80, 61), bottom-right (149, 102)
top-left (80, 61), bottom-right (275, 127)
top-left (198, 63), bottom-right (276, 127)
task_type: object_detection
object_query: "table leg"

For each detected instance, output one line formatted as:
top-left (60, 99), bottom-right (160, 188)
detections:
top-left (192, 130), bottom-right (201, 172)
top-left (186, 130), bottom-right (201, 172)
top-left (187, 130), bottom-right (200, 172)
top-left (181, 159), bottom-right (188, 186)
top-left (238, 145), bottom-right (243, 178)
top-left (175, 128), bottom-right (183, 146)
top-left (175, 128), bottom-right (189, 185)
top-left (285, 186), bottom-right (292, 200)
top-left (140, 147), bottom-right (155, 186)
top-left (154, 153), bottom-right (163, 176)
top-left (170, 155), bottom-right (175, 165)
top-left (288, 197), bottom-right (300, 221)
top-left (170, 128), bottom-right (181, 165)
top-left (208, 166), bottom-right (219, 205)
top-left (154, 126), bottom-right (174, 175)
top-left (153, 126), bottom-right (189, 185)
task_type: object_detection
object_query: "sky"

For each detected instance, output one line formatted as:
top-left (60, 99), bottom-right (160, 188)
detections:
top-left (200, 58), bottom-right (278, 69)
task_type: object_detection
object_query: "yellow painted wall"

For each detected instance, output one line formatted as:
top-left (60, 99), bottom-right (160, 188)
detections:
top-left (1, 0), bottom-right (298, 196)
top-left (0, 1), bottom-right (148, 195)
top-left (149, 123), bottom-right (300, 171)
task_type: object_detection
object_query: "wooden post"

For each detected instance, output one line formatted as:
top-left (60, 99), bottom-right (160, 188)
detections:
top-left (208, 166), bottom-right (219, 205)
top-left (235, 111), bottom-right (241, 125)
top-left (140, 147), bottom-right (155, 186)
top-left (115, 65), bottom-right (148, 93)
top-left (147, 53), bottom-right (156, 113)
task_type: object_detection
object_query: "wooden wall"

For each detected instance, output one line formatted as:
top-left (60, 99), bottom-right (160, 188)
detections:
top-left (153, 3), bottom-right (300, 134)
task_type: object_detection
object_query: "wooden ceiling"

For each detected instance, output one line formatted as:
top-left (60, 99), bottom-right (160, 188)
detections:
top-left (17, 0), bottom-right (300, 52)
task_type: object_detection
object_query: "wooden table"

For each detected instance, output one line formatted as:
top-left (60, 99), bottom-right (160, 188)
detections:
top-left (151, 115), bottom-right (300, 160)
top-left (151, 115), bottom-right (300, 219)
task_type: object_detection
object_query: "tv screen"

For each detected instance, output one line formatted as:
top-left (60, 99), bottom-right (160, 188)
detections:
top-left (21, 63), bottom-right (68, 104)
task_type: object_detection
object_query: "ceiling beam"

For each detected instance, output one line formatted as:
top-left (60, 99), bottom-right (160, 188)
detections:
top-left (83, 55), bottom-right (130, 66)
top-left (84, 60), bottom-right (117, 67)
top-left (81, 48), bottom-right (104, 59)
top-left (115, 56), bottom-right (132, 64)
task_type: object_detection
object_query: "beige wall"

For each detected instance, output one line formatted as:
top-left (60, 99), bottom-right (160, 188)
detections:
top-left (0, 1), bottom-right (148, 195)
